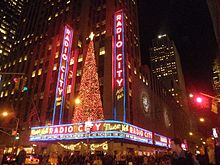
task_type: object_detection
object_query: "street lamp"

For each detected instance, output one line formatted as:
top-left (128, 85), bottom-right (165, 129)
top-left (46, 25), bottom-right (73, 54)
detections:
top-left (1, 111), bottom-right (20, 149)
top-left (2, 111), bottom-right (9, 117)
top-left (189, 132), bottom-right (193, 136)
top-left (199, 118), bottom-right (205, 122)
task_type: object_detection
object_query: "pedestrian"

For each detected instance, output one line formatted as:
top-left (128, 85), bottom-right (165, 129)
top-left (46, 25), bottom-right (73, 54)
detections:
top-left (205, 137), bottom-right (220, 165)
top-left (16, 146), bottom-right (26, 165)
top-left (170, 138), bottom-right (194, 165)
top-left (197, 146), bottom-right (208, 165)
top-left (93, 155), bottom-right (103, 165)
top-left (48, 152), bottom-right (58, 165)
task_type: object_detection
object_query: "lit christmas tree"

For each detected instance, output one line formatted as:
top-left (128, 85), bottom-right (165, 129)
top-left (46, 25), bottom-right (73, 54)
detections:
top-left (72, 32), bottom-right (104, 123)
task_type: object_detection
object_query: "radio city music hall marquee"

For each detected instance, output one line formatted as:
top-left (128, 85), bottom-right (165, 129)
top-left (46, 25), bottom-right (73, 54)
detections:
top-left (30, 120), bottom-right (153, 144)
top-left (30, 120), bottom-right (170, 148)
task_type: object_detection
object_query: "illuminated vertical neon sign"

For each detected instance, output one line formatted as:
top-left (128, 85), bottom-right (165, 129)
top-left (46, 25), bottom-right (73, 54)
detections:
top-left (113, 10), bottom-right (126, 121)
top-left (52, 25), bottom-right (73, 125)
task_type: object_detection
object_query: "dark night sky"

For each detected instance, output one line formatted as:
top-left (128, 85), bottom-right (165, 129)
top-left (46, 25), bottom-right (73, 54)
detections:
top-left (138, 0), bottom-right (218, 94)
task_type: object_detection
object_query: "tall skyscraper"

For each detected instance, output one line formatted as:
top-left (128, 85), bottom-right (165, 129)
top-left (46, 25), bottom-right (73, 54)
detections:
top-left (207, 0), bottom-right (220, 97)
top-left (150, 34), bottom-right (188, 111)
top-left (0, 0), bottom-right (25, 60)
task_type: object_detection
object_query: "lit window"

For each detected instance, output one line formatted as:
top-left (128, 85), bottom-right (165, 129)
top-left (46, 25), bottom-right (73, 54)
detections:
top-left (129, 90), bottom-right (132, 96)
top-left (55, 52), bottom-right (59, 58)
top-left (38, 69), bottom-right (42, 75)
top-left (78, 54), bottom-right (83, 62)
top-left (0, 92), bottom-right (3, 98)
top-left (48, 17), bottom-right (51, 21)
top-left (53, 63), bottom-right (58, 70)
top-left (66, 6), bottom-right (69, 11)
top-left (19, 57), bottom-right (22, 63)
top-left (24, 56), bottom-right (27, 61)
top-left (101, 30), bottom-right (106, 35)
top-left (128, 64), bottom-right (131, 69)
top-left (67, 0), bottom-right (70, 4)
top-left (134, 69), bottom-right (137, 75)
top-left (11, 90), bottom-right (14, 95)
top-left (13, 60), bottom-right (16, 65)
top-left (4, 91), bottom-right (8, 97)
top-left (70, 57), bottom-right (74, 65)
top-left (48, 45), bottom-right (52, 50)
top-left (77, 70), bottom-right (81, 76)
top-left (67, 85), bottom-right (71, 94)
top-left (99, 47), bottom-right (105, 55)
top-left (0, 28), bottom-right (6, 34)
top-left (32, 70), bottom-right (36, 77)
top-left (3, 36), bottom-right (7, 39)
top-left (0, 50), bottom-right (2, 53)
top-left (77, 40), bottom-right (82, 48)
top-left (55, 13), bottom-right (58, 17)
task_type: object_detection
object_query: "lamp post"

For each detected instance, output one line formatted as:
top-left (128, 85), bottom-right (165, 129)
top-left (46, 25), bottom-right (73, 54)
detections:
top-left (1, 111), bottom-right (20, 150)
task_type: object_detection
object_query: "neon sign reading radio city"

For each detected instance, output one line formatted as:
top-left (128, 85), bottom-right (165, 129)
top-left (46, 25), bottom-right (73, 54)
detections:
top-left (52, 25), bottom-right (73, 125)
top-left (115, 13), bottom-right (123, 87)
top-left (58, 28), bottom-right (72, 96)
top-left (114, 10), bottom-right (125, 102)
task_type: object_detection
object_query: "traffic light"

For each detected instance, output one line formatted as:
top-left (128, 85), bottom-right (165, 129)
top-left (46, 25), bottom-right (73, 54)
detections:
top-left (193, 95), bottom-right (209, 109)
top-left (196, 97), bottom-right (203, 103)
top-left (21, 77), bottom-right (28, 91)
top-left (13, 77), bottom-right (20, 90)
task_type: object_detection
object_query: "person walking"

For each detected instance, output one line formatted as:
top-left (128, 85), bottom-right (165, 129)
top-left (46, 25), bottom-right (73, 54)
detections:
top-left (16, 146), bottom-right (26, 165)
top-left (170, 138), bottom-right (194, 165)
top-left (205, 137), bottom-right (220, 165)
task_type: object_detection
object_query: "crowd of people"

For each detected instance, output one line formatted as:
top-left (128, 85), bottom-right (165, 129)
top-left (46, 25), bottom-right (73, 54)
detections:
top-left (2, 137), bottom-right (220, 165)
top-left (36, 137), bottom-right (220, 165)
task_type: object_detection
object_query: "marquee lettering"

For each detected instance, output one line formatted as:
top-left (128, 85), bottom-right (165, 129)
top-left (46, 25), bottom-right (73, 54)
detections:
top-left (114, 12), bottom-right (124, 88)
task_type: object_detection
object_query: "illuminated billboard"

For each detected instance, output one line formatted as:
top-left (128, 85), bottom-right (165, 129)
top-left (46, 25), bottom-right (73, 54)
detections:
top-left (113, 10), bottom-right (126, 121)
top-left (30, 120), bottom-right (153, 145)
top-left (154, 133), bottom-right (168, 147)
top-left (52, 25), bottom-right (73, 125)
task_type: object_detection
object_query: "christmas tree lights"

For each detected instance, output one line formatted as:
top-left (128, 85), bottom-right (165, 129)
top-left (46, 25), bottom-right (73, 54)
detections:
top-left (72, 33), bottom-right (104, 123)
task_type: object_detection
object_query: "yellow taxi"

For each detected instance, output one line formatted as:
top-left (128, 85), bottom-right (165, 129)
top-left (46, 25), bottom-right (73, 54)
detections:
top-left (25, 154), bottom-right (40, 164)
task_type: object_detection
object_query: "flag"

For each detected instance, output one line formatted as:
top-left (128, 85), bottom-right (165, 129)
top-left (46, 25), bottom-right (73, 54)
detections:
top-left (211, 99), bottom-right (218, 114)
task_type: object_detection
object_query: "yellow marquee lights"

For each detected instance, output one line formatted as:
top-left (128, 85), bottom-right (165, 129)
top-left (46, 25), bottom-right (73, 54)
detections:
top-left (90, 141), bottom-right (108, 151)
top-left (58, 141), bottom-right (108, 151)
top-left (58, 142), bottom-right (86, 151)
